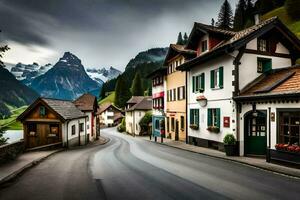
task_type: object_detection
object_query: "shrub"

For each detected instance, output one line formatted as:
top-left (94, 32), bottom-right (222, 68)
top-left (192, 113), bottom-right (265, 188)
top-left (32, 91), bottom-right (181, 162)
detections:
top-left (285, 0), bottom-right (300, 20)
top-left (0, 127), bottom-right (8, 146)
top-left (139, 112), bottom-right (152, 134)
top-left (223, 134), bottom-right (236, 145)
top-left (117, 117), bottom-right (126, 132)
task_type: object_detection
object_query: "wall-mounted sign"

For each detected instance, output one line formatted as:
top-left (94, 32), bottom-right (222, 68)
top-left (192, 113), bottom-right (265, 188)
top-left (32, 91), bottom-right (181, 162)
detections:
top-left (224, 117), bottom-right (230, 127)
top-left (271, 112), bottom-right (275, 122)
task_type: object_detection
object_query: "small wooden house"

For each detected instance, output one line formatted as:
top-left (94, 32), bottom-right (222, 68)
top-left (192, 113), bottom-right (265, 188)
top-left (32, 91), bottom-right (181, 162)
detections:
top-left (17, 97), bottom-right (88, 149)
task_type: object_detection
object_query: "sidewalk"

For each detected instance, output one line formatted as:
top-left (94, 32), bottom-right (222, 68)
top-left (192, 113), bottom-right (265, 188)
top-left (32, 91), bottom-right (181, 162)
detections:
top-left (144, 136), bottom-right (300, 178)
top-left (0, 149), bottom-right (63, 187)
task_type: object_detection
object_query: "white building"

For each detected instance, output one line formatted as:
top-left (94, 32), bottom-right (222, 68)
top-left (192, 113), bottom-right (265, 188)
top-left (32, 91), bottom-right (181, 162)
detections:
top-left (97, 103), bottom-right (123, 127)
top-left (125, 96), bottom-right (152, 135)
top-left (73, 93), bottom-right (99, 141)
top-left (177, 17), bottom-right (300, 156)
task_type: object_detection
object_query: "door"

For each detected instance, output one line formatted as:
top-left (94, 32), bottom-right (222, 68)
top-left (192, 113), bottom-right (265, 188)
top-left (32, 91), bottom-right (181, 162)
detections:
top-left (175, 120), bottom-right (179, 141)
top-left (244, 110), bottom-right (267, 155)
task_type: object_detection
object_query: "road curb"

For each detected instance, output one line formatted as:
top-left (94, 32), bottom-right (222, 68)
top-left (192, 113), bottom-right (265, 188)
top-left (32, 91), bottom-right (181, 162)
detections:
top-left (0, 149), bottom-right (65, 188)
top-left (146, 139), bottom-right (300, 179)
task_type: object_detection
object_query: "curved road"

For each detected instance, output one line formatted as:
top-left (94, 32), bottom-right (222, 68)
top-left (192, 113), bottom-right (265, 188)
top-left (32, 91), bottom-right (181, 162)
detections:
top-left (1, 127), bottom-right (300, 200)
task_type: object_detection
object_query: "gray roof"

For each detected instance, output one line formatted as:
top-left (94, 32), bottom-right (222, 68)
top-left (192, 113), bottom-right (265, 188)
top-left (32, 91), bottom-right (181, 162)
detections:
top-left (126, 96), bottom-right (152, 111)
top-left (126, 96), bottom-right (145, 104)
top-left (42, 98), bottom-right (86, 120)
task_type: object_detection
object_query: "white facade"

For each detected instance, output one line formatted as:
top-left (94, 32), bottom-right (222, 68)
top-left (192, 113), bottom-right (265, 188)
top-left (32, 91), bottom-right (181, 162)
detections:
top-left (125, 110), bottom-right (148, 135)
top-left (62, 117), bottom-right (88, 147)
top-left (100, 110), bottom-right (114, 126)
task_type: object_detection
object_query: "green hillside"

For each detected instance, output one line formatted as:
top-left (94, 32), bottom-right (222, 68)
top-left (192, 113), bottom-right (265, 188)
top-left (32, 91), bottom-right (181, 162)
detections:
top-left (0, 106), bottom-right (27, 130)
top-left (99, 92), bottom-right (115, 105)
top-left (261, 6), bottom-right (300, 38)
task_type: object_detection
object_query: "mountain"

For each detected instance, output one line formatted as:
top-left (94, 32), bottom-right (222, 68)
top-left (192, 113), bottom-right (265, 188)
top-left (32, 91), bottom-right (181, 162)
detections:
top-left (0, 67), bottom-right (39, 118)
top-left (29, 52), bottom-right (102, 100)
top-left (100, 47), bottom-right (168, 100)
top-left (86, 66), bottom-right (121, 83)
top-left (9, 62), bottom-right (52, 85)
top-left (125, 48), bottom-right (168, 70)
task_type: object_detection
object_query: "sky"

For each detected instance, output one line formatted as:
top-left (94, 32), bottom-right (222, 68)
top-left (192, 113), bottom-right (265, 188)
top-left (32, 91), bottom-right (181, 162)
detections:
top-left (0, 0), bottom-right (238, 71)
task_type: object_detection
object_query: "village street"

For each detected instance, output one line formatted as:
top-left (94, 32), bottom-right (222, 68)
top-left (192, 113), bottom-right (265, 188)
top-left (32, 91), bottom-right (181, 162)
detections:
top-left (1, 127), bottom-right (300, 200)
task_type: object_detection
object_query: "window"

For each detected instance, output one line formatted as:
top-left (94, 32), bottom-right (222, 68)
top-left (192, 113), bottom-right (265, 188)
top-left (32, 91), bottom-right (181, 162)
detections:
top-left (28, 123), bottom-right (37, 136)
top-left (167, 117), bottom-right (170, 132)
top-left (177, 86), bottom-right (185, 100)
top-left (190, 109), bottom-right (199, 125)
top-left (180, 116), bottom-right (185, 130)
top-left (210, 67), bottom-right (223, 89)
top-left (39, 106), bottom-right (46, 117)
top-left (192, 73), bottom-right (205, 93)
top-left (155, 120), bottom-right (160, 130)
top-left (201, 40), bottom-right (208, 52)
top-left (257, 57), bottom-right (272, 73)
top-left (258, 38), bottom-right (268, 52)
top-left (173, 89), bottom-right (176, 101)
top-left (50, 124), bottom-right (59, 135)
top-left (87, 116), bottom-right (89, 122)
top-left (279, 112), bottom-right (300, 145)
top-left (71, 125), bottom-right (76, 135)
top-left (139, 112), bottom-right (141, 117)
top-left (79, 123), bottom-right (84, 132)
top-left (170, 90), bottom-right (173, 101)
top-left (207, 108), bottom-right (221, 128)
top-left (171, 118), bottom-right (175, 131)
top-left (153, 76), bottom-right (163, 86)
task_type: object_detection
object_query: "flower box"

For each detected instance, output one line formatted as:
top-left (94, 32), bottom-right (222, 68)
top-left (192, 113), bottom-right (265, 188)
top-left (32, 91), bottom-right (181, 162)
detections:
top-left (207, 126), bottom-right (220, 133)
top-left (267, 148), bottom-right (300, 165)
top-left (189, 124), bottom-right (199, 130)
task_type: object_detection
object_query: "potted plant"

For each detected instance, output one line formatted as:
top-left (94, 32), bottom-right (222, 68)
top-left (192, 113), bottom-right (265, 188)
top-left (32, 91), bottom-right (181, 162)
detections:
top-left (207, 126), bottom-right (220, 133)
top-left (189, 124), bottom-right (199, 130)
top-left (223, 134), bottom-right (236, 156)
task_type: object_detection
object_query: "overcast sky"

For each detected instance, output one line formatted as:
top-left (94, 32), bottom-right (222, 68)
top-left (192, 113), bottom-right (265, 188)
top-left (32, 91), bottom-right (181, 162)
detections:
top-left (0, 0), bottom-right (238, 71)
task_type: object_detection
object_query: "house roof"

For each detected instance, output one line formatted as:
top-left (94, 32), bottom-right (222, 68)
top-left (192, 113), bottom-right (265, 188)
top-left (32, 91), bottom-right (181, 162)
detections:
top-left (126, 96), bottom-right (152, 111)
top-left (146, 67), bottom-right (167, 78)
top-left (178, 17), bottom-right (300, 71)
top-left (114, 112), bottom-right (124, 121)
top-left (126, 96), bottom-right (145, 104)
top-left (73, 93), bottom-right (97, 112)
top-left (17, 97), bottom-right (86, 122)
top-left (235, 65), bottom-right (300, 101)
top-left (97, 103), bottom-right (122, 114)
top-left (163, 44), bottom-right (196, 66)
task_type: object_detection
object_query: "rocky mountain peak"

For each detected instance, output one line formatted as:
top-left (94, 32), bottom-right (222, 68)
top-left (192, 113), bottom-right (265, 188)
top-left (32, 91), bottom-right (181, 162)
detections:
top-left (58, 52), bottom-right (82, 66)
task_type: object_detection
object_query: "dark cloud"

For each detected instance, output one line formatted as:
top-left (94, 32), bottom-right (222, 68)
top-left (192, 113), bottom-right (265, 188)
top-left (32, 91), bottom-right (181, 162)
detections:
top-left (0, 0), bottom-right (238, 68)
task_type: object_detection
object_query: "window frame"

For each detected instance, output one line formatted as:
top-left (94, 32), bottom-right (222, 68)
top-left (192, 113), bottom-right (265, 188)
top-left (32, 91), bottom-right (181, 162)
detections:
top-left (71, 125), bottom-right (76, 135)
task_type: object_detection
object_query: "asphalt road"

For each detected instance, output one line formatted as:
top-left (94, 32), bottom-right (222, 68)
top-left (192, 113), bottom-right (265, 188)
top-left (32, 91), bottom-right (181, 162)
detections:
top-left (1, 127), bottom-right (300, 200)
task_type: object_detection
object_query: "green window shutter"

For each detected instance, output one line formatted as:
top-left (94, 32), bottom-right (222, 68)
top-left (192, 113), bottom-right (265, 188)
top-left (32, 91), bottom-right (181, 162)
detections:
top-left (192, 76), bottom-right (195, 93)
top-left (210, 70), bottom-right (215, 89)
top-left (216, 108), bottom-right (221, 128)
top-left (195, 109), bottom-right (199, 125)
top-left (263, 59), bottom-right (272, 72)
top-left (219, 67), bottom-right (223, 89)
top-left (190, 109), bottom-right (194, 125)
top-left (207, 109), bottom-right (212, 126)
top-left (201, 73), bottom-right (205, 91)
top-left (195, 76), bottom-right (199, 92)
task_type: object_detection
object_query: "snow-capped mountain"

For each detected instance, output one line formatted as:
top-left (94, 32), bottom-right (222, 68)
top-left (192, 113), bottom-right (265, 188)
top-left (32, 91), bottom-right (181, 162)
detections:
top-left (9, 62), bottom-right (52, 84)
top-left (29, 52), bottom-right (102, 100)
top-left (86, 66), bottom-right (121, 83)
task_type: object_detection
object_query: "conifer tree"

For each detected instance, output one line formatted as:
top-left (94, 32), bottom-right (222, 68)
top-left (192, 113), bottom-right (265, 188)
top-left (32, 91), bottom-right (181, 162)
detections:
top-left (285, 0), bottom-right (300, 20)
top-left (176, 32), bottom-right (184, 45)
top-left (131, 72), bottom-right (144, 96)
top-left (114, 75), bottom-right (131, 108)
top-left (216, 0), bottom-right (234, 30)
top-left (233, 0), bottom-right (246, 31)
top-left (211, 18), bottom-right (215, 26)
top-left (0, 127), bottom-right (8, 145)
top-left (256, 0), bottom-right (274, 14)
top-left (244, 0), bottom-right (255, 27)
top-left (183, 32), bottom-right (188, 45)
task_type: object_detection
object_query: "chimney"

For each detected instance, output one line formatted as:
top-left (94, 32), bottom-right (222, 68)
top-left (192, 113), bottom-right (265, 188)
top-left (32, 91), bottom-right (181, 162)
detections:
top-left (254, 14), bottom-right (260, 25)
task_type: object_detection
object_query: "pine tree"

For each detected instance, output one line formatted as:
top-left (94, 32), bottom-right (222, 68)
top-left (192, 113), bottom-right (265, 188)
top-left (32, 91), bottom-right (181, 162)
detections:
top-left (114, 75), bottom-right (131, 108)
top-left (273, 0), bottom-right (286, 8)
top-left (211, 18), bottom-right (215, 26)
top-left (0, 127), bottom-right (8, 145)
top-left (176, 32), bottom-right (184, 45)
top-left (216, 0), bottom-right (234, 30)
top-left (285, 0), bottom-right (300, 20)
top-left (256, 0), bottom-right (274, 14)
top-left (131, 72), bottom-right (144, 96)
top-left (99, 86), bottom-right (106, 100)
top-left (244, 0), bottom-right (255, 27)
top-left (183, 32), bottom-right (188, 45)
top-left (147, 87), bottom-right (152, 96)
top-left (233, 0), bottom-right (246, 31)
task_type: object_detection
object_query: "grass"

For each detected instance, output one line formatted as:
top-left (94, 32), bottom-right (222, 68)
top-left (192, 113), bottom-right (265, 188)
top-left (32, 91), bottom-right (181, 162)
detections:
top-left (0, 106), bottom-right (27, 130)
top-left (262, 6), bottom-right (300, 38)
top-left (99, 91), bottom-right (115, 105)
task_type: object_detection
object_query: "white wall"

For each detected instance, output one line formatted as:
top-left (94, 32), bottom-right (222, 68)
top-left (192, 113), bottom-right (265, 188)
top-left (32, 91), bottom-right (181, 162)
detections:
top-left (188, 54), bottom-right (237, 143)
top-left (101, 110), bottom-right (114, 126)
top-left (125, 111), bottom-right (134, 134)
top-left (62, 117), bottom-right (87, 146)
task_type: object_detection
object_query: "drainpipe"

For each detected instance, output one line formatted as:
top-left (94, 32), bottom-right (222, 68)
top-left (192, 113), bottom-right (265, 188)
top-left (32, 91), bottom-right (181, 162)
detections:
top-left (185, 70), bottom-right (188, 144)
top-left (85, 116), bottom-right (87, 145)
top-left (78, 120), bottom-right (80, 146)
top-left (66, 120), bottom-right (69, 148)
top-left (267, 107), bottom-right (271, 162)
